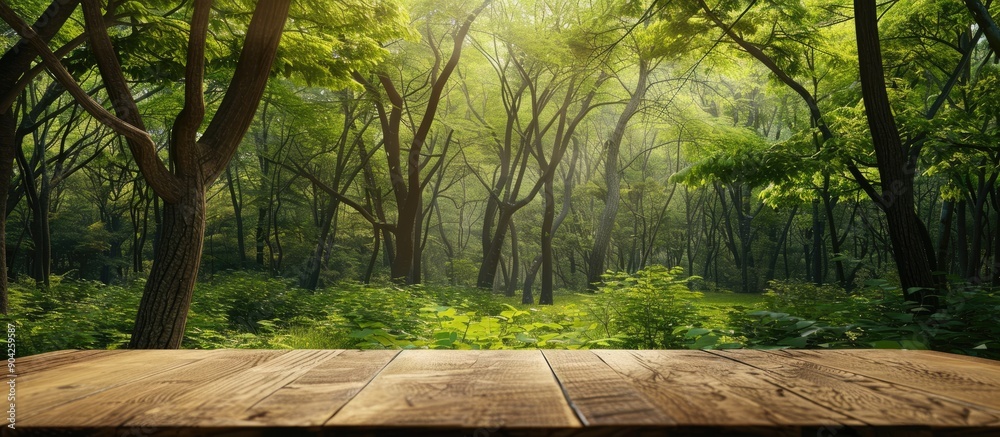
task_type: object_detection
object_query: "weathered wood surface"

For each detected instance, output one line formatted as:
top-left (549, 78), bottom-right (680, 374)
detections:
top-left (7, 349), bottom-right (1000, 436)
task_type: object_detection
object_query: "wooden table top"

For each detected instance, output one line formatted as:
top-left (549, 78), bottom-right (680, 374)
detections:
top-left (8, 348), bottom-right (1000, 435)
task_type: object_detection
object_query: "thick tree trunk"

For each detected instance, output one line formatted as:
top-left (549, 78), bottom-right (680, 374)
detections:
top-left (855, 0), bottom-right (941, 308)
top-left (391, 213), bottom-right (415, 282)
top-left (128, 185), bottom-right (206, 348)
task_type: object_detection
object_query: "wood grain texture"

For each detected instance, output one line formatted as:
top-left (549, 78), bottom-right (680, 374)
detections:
top-left (123, 349), bottom-right (346, 427)
top-left (8, 348), bottom-right (1000, 436)
top-left (592, 349), bottom-right (863, 427)
top-left (22, 349), bottom-right (282, 427)
top-left (716, 349), bottom-right (1000, 426)
top-left (766, 349), bottom-right (1000, 412)
top-left (231, 349), bottom-right (398, 426)
top-left (328, 349), bottom-right (580, 428)
top-left (13, 349), bottom-right (126, 377)
top-left (18, 349), bottom-right (216, 422)
top-left (543, 349), bottom-right (675, 426)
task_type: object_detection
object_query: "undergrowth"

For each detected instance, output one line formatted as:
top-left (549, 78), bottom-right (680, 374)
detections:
top-left (3, 268), bottom-right (998, 360)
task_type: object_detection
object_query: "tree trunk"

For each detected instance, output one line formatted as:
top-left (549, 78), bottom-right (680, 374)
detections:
top-left (766, 205), bottom-right (797, 283)
top-left (391, 211), bottom-right (415, 282)
top-left (505, 218), bottom-right (519, 297)
top-left (478, 206), bottom-right (514, 288)
top-left (0, 112), bottom-right (13, 313)
top-left (855, 0), bottom-right (941, 308)
top-left (587, 60), bottom-right (648, 288)
top-left (255, 205), bottom-right (267, 267)
top-left (300, 200), bottom-right (337, 290)
top-left (540, 176), bottom-right (555, 304)
top-left (935, 200), bottom-right (954, 275)
top-left (811, 199), bottom-right (824, 285)
top-left (226, 166), bottom-right (246, 267)
top-left (957, 201), bottom-right (969, 275)
top-left (128, 185), bottom-right (206, 348)
top-left (522, 255), bottom-right (541, 304)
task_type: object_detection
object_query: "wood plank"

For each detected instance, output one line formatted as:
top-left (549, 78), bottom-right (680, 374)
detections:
top-left (122, 349), bottom-right (394, 427)
top-left (18, 349), bottom-right (216, 421)
top-left (592, 350), bottom-right (863, 427)
top-left (765, 349), bottom-right (1000, 412)
top-left (243, 349), bottom-right (398, 426)
top-left (917, 350), bottom-right (1000, 368)
top-left (13, 349), bottom-right (126, 377)
top-left (542, 349), bottom-right (675, 426)
top-left (22, 349), bottom-right (284, 427)
top-left (715, 349), bottom-right (1000, 427)
top-left (328, 350), bottom-right (580, 428)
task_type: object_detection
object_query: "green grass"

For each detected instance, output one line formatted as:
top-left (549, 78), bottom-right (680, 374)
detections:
top-left (699, 291), bottom-right (766, 306)
top-left (695, 292), bottom-right (765, 328)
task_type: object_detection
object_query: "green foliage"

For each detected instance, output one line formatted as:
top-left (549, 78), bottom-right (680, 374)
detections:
top-left (672, 123), bottom-right (798, 189)
top-left (722, 309), bottom-right (862, 349)
top-left (682, 280), bottom-right (1000, 359)
top-left (851, 286), bottom-right (1000, 357)
top-left (189, 271), bottom-right (327, 333)
top-left (589, 266), bottom-right (702, 348)
top-left (762, 280), bottom-right (894, 325)
top-left (7, 273), bottom-right (1000, 360)
top-left (0, 278), bottom-right (140, 355)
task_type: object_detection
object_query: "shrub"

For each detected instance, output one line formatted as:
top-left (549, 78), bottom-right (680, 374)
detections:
top-left (763, 279), bottom-right (896, 325)
top-left (589, 266), bottom-right (702, 349)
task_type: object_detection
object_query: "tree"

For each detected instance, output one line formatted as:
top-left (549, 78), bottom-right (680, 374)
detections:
top-left (2, 0), bottom-right (292, 347)
top-left (352, 0), bottom-right (492, 283)
top-left (854, 0), bottom-right (942, 308)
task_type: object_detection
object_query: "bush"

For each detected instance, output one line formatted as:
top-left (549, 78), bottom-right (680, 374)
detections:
top-left (1, 278), bottom-right (141, 355)
top-left (192, 271), bottom-right (325, 333)
top-left (763, 279), bottom-right (897, 325)
top-left (850, 285), bottom-right (1000, 358)
top-left (589, 266), bottom-right (702, 349)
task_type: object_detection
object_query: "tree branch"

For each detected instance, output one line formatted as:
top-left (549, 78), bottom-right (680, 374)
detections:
top-left (171, 0), bottom-right (211, 176)
top-left (199, 0), bottom-right (291, 184)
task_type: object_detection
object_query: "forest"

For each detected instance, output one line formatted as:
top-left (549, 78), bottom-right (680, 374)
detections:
top-left (1, 0), bottom-right (999, 357)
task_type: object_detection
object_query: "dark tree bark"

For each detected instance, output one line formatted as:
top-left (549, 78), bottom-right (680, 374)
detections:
top-left (854, 0), bottom-right (942, 308)
top-left (131, 183), bottom-right (207, 347)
